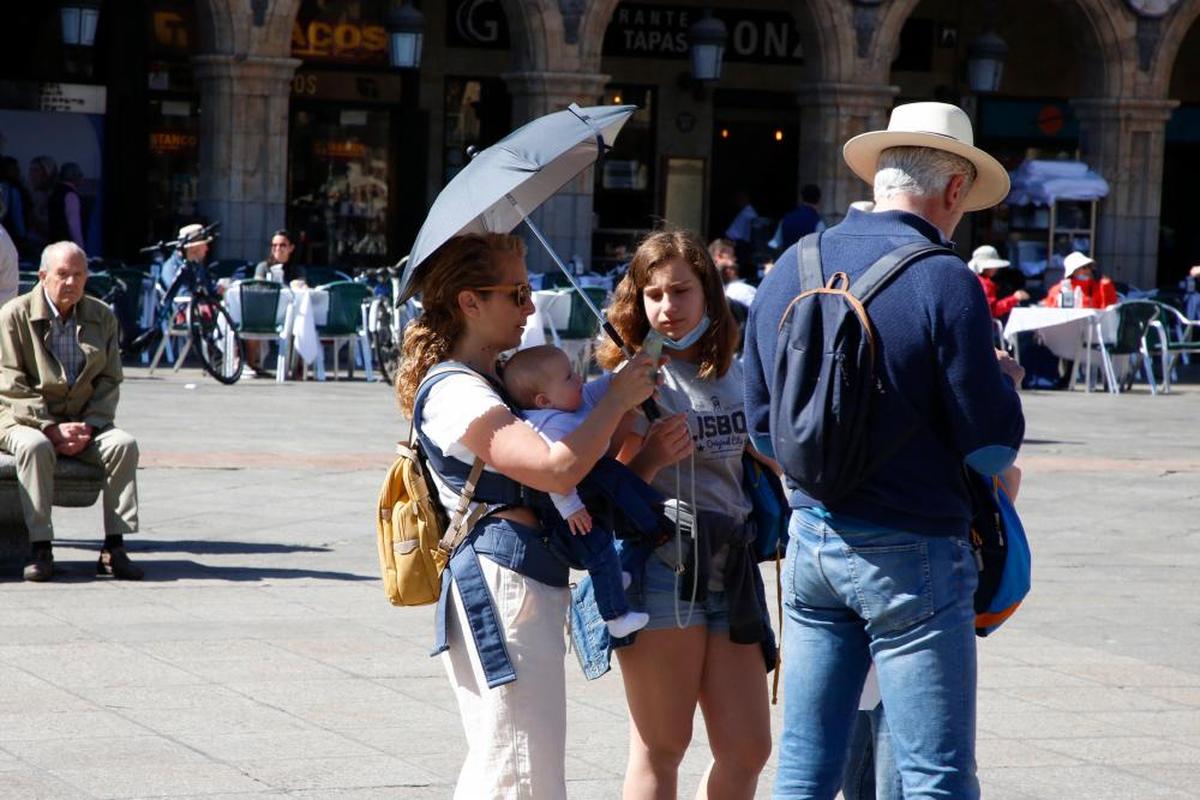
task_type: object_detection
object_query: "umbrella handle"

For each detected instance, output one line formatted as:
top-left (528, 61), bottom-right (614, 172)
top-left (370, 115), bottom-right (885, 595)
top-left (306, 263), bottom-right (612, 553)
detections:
top-left (601, 320), bottom-right (660, 422)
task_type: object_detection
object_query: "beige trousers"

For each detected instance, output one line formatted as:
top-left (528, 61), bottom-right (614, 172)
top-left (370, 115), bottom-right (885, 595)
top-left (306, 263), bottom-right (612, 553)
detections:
top-left (0, 425), bottom-right (140, 542)
top-left (442, 557), bottom-right (571, 800)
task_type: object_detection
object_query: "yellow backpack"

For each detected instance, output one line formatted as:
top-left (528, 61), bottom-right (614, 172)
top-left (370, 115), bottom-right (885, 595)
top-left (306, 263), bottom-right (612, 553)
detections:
top-left (376, 369), bottom-right (488, 606)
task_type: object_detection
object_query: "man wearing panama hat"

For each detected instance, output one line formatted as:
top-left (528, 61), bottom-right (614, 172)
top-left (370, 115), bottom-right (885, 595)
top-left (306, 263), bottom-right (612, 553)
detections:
top-left (158, 222), bottom-right (214, 294)
top-left (744, 102), bottom-right (1026, 799)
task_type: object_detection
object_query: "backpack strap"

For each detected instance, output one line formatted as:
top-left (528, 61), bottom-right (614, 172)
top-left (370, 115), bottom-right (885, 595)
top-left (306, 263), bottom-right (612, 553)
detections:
top-left (438, 457), bottom-right (488, 557)
top-left (796, 232), bottom-right (825, 291)
top-left (850, 242), bottom-right (955, 305)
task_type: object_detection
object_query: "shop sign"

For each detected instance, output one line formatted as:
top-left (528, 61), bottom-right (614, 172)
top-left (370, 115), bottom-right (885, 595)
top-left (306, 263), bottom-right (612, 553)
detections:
top-left (149, 131), bottom-right (198, 154)
top-left (980, 99), bottom-right (1078, 141)
top-left (291, 70), bottom-right (403, 104)
top-left (292, 20), bottom-right (388, 63)
top-left (38, 83), bottom-right (107, 114)
top-left (314, 140), bottom-right (369, 160)
top-left (603, 3), bottom-right (804, 64)
top-left (446, 0), bottom-right (511, 49)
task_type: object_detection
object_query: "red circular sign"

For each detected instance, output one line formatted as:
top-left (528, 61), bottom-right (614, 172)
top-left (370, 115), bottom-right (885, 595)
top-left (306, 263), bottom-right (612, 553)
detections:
top-left (1037, 105), bottom-right (1065, 137)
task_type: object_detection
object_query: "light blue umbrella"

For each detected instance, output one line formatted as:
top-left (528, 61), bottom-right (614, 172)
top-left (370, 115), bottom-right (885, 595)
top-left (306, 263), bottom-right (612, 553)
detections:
top-left (399, 104), bottom-right (636, 334)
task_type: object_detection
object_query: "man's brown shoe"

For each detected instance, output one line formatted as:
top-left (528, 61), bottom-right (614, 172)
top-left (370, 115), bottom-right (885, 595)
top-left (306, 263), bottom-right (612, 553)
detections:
top-left (22, 550), bottom-right (53, 582)
top-left (97, 547), bottom-right (144, 580)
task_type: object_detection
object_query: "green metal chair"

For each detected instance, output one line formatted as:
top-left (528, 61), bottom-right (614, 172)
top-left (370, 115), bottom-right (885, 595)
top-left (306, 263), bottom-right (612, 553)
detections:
top-left (84, 272), bottom-right (118, 301)
top-left (108, 267), bottom-right (151, 350)
top-left (315, 281), bottom-right (371, 380)
top-left (1144, 301), bottom-right (1200, 394)
top-left (234, 279), bottom-right (284, 373)
top-left (1070, 301), bottom-right (1160, 394)
top-left (546, 286), bottom-right (609, 375)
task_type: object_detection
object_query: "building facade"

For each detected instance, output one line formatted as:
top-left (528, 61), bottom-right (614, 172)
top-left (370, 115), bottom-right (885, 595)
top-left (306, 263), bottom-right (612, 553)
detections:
top-left (1, 0), bottom-right (1198, 288)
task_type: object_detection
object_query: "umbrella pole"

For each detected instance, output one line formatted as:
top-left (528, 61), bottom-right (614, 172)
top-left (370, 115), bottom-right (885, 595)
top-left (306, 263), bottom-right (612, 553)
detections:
top-left (520, 216), bottom-right (630, 355)
top-left (521, 215), bottom-right (660, 420)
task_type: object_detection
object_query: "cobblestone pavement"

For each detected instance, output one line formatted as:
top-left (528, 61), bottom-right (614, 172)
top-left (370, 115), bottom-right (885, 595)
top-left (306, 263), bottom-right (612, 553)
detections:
top-left (2, 367), bottom-right (1199, 799)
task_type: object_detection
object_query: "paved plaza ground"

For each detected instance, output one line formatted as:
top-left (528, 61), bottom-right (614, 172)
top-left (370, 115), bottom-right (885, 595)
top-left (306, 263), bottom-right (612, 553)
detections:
top-left (2, 365), bottom-right (1200, 799)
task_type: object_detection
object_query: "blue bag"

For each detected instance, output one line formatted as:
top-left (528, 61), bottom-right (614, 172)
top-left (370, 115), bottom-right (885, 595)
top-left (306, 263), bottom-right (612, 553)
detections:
top-left (967, 471), bottom-right (1031, 636)
top-left (742, 454), bottom-right (789, 562)
top-left (769, 235), bottom-right (952, 503)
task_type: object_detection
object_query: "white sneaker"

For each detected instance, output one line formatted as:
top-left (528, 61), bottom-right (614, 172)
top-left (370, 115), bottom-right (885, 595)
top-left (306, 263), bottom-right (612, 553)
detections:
top-left (606, 610), bottom-right (649, 638)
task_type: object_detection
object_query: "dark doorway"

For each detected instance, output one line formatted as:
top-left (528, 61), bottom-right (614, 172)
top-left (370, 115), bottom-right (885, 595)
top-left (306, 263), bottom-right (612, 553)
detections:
top-left (708, 90), bottom-right (799, 265)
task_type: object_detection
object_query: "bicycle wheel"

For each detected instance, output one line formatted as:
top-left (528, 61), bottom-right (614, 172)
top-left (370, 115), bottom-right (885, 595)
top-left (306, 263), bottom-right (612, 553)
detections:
top-left (187, 296), bottom-right (244, 384)
top-left (372, 300), bottom-right (401, 385)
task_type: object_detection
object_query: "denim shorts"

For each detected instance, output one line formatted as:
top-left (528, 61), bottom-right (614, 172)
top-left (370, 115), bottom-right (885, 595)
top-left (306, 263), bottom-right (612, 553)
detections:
top-left (632, 549), bottom-right (730, 633)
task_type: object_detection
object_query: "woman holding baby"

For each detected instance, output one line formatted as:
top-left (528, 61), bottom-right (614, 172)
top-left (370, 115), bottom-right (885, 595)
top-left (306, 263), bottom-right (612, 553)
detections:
top-left (396, 229), bottom-right (771, 799)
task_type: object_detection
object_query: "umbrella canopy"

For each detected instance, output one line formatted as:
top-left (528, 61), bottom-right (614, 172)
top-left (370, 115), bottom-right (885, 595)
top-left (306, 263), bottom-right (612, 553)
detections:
top-left (399, 103), bottom-right (636, 299)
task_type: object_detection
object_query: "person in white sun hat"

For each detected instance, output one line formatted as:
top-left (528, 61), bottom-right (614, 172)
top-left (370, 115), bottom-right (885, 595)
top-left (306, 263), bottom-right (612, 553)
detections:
top-left (1042, 250), bottom-right (1118, 309)
top-left (745, 101), bottom-right (1026, 800)
top-left (969, 243), bottom-right (1030, 319)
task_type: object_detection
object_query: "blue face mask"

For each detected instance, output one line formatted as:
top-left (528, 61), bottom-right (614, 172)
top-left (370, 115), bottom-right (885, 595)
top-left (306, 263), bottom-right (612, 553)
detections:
top-left (644, 315), bottom-right (711, 352)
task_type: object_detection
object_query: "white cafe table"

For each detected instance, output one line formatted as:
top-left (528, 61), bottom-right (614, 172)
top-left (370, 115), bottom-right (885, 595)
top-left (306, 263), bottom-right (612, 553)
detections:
top-left (224, 282), bottom-right (330, 381)
top-left (1003, 306), bottom-right (1119, 393)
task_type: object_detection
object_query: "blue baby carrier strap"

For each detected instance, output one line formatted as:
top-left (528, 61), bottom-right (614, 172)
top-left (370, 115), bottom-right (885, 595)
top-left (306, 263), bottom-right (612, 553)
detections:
top-left (417, 362), bottom-right (567, 688)
top-left (413, 363), bottom-right (525, 506)
top-left (432, 518), bottom-right (570, 688)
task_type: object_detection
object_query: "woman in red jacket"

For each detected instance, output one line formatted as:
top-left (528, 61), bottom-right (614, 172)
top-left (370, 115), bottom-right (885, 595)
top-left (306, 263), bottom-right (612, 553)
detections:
top-left (969, 244), bottom-right (1029, 319)
top-left (1042, 251), bottom-right (1119, 309)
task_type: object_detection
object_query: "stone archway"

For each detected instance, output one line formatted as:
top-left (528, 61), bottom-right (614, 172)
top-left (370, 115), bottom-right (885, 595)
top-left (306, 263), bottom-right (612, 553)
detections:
top-left (191, 0), bottom-right (302, 259)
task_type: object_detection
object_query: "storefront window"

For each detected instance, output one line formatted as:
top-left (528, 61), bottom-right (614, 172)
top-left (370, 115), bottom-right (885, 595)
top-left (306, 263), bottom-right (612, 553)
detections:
top-left (592, 85), bottom-right (655, 271)
top-left (146, 98), bottom-right (199, 244)
top-left (443, 77), bottom-right (511, 184)
top-left (288, 105), bottom-right (391, 265)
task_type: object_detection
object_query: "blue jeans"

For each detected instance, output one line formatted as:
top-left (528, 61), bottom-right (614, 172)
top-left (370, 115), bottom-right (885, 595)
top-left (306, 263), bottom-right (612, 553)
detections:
top-left (842, 707), bottom-right (904, 800)
top-left (774, 510), bottom-right (979, 800)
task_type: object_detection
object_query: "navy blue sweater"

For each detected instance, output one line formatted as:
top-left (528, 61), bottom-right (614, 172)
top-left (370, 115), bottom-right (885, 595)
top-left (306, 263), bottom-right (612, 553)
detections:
top-left (743, 208), bottom-right (1024, 536)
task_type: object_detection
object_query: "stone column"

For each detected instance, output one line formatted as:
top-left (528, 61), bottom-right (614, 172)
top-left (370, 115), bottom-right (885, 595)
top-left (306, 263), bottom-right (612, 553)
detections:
top-left (1071, 97), bottom-right (1178, 289)
top-left (796, 82), bottom-right (898, 225)
top-left (193, 55), bottom-right (300, 261)
top-left (501, 70), bottom-right (609, 273)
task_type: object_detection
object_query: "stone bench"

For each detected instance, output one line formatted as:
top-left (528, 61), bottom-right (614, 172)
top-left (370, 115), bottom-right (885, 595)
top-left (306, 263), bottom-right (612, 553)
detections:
top-left (0, 453), bottom-right (104, 576)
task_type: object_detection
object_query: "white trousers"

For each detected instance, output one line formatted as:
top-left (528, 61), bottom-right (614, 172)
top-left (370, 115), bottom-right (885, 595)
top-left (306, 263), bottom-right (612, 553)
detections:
top-left (442, 557), bottom-right (571, 800)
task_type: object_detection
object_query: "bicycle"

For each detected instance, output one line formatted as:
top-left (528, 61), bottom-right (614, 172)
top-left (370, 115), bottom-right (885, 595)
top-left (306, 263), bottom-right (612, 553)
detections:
top-left (354, 256), bottom-right (416, 386)
top-left (130, 224), bottom-right (245, 385)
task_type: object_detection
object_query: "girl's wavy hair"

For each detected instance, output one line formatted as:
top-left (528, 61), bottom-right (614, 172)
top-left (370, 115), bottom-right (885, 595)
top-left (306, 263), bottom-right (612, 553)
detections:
top-left (394, 233), bottom-right (527, 416)
top-left (596, 228), bottom-right (737, 380)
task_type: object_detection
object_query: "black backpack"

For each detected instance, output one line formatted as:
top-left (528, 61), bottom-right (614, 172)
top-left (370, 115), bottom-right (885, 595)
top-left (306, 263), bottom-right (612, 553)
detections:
top-left (769, 233), bottom-right (953, 504)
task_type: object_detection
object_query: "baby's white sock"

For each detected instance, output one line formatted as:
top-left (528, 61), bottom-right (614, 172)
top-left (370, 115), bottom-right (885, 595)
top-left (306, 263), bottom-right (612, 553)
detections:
top-left (606, 610), bottom-right (649, 638)
top-left (622, 571), bottom-right (632, 590)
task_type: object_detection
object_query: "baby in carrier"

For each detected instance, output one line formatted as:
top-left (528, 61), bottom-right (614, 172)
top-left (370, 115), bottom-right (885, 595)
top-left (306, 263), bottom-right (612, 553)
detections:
top-left (502, 345), bottom-right (658, 638)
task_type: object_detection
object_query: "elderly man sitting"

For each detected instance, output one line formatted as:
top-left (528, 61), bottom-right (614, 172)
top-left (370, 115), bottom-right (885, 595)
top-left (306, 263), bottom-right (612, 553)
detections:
top-left (0, 241), bottom-right (142, 582)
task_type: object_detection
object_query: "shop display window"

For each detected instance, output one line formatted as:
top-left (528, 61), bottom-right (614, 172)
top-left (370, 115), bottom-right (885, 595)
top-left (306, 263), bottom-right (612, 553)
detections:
top-left (146, 97), bottom-right (199, 245)
top-left (443, 76), bottom-right (511, 184)
top-left (592, 85), bottom-right (655, 270)
top-left (288, 105), bottom-right (391, 265)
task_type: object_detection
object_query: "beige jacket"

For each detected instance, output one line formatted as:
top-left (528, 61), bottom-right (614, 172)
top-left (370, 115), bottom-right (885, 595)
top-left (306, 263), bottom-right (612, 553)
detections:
top-left (0, 287), bottom-right (122, 436)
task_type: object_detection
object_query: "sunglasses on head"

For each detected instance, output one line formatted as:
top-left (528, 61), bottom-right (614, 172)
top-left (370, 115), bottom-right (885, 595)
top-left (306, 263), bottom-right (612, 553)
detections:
top-left (473, 282), bottom-right (532, 306)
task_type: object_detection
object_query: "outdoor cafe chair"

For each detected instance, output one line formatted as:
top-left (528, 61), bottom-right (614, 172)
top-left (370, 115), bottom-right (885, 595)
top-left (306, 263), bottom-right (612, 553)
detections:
top-left (315, 280), bottom-right (372, 380)
top-left (548, 286), bottom-right (608, 375)
top-left (1144, 301), bottom-right (1200, 394)
top-left (1069, 300), bottom-right (1160, 394)
top-left (233, 279), bottom-right (285, 374)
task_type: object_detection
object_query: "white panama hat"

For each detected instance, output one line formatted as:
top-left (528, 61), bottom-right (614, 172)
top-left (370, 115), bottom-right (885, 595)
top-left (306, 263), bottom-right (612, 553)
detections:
top-left (176, 223), bottom-right (213, 246)
top-left (843, 102), bottom-right (1012, 212)
top-left (1062, 250), bottom-right (1096, 277)
top-left (968, 244), bottom-right (1010, 274)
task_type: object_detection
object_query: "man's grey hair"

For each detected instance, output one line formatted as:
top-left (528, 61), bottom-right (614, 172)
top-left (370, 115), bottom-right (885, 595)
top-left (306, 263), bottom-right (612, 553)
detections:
top-left (39, 241), bottom-right (88, 273)
top-left (873, 146), bottom-right (977, 202)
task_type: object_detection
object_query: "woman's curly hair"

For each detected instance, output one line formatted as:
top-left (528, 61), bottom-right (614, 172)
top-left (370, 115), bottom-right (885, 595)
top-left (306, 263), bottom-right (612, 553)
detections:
top-left (394, 233), bottom-right (526, 416)
top-left (596, 228), bottom-right (737, 380)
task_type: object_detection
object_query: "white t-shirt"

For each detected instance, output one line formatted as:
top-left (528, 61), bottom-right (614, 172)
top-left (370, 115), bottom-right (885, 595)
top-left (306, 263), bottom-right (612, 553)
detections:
top-left (520, 374), bottom-right (613, 519)
top-left (418, 369), bottom-right (508, 514)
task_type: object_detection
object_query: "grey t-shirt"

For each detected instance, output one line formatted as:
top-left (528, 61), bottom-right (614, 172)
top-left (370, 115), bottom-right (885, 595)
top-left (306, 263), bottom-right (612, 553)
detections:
top-left (647, 357), bottom-right (751, 523)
